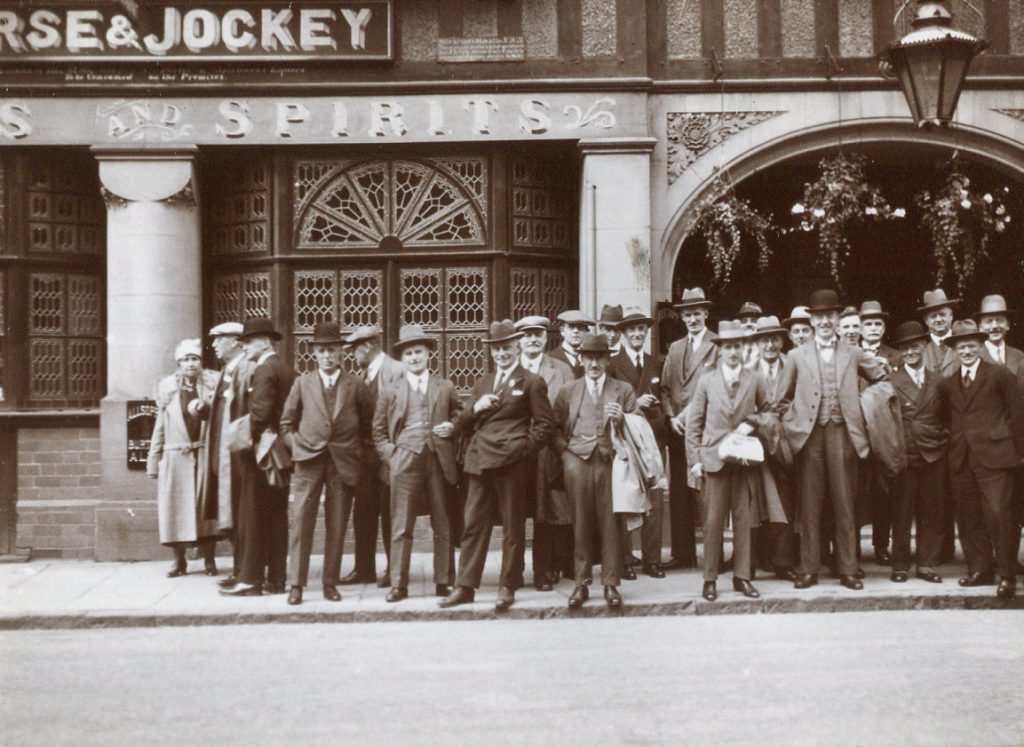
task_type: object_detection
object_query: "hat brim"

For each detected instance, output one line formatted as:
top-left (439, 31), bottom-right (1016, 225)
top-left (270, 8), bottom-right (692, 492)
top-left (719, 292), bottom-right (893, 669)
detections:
top-left (917, 299), bottom-right (960, 314)
top-left (943, 331), bottom-right (988, 347)
top-left (712, 334), bottom-right (749, 345)
top-left (310, 337), bottom-right (345, 346)
top-left (516, 325), bottom-right (551, 333)
top-left (750, 326), bottom-right (788, 338)
top-left (578, 347), bottom-right (611, 355)
top-left (616, 315), bottom-right (654, 328)
top-left (481, 331), bottom-right (524, 345)
top-left (975, 309), bottom-right (1016, 320)
top-left (893, 333), bottom-right (930, 347)
top-left (781, 317), bottom-right (810, 328)
top-left (673, 300), bottom-right (713, 310)
top-left (806, 304), bottom-right (844, 314)
top-left (237, 330), bottom-right (282, 342)
top-left (860, 312), bottom-right (890, 321)
top-left (393, 336), bottom-right (437, 354)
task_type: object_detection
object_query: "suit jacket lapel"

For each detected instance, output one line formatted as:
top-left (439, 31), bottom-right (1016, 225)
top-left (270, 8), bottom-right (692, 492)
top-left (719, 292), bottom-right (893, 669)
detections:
top-left (568, 379), bottom-right (586, 434)
top-left (426, 374), bottom-right (439, 416)
top-left (836, 342), bottom-right (852, 385)
top-left (964, 362), bottom-right (985, 406)
top-left (309, 374), bottom-right (330, 420)
top-left (395, 379), bottom-right (409, 433)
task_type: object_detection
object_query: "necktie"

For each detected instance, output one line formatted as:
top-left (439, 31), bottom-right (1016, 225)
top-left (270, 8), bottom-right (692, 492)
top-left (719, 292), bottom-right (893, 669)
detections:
top-left (963, 371), bottom-right (973, 389)
top-left (999, 347), bottom-right (1005, 364)
top-left (633, 352), bottom-right (643, 369)
top-left (494, 371), bottom-right (506, 393)
top-left (590, 380), bottom-right (601, 403)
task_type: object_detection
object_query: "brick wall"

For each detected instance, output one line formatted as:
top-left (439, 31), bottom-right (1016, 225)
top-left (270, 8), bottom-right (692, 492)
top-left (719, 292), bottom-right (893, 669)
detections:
top-left (16, 427), bottom-right (101, 558)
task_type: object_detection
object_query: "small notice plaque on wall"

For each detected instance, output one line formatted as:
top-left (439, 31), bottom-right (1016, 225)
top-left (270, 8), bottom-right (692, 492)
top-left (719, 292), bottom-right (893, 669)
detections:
top-left (438, 37), bottom-right (525, 62)
top-left (126, 400), bottom-right (158, 471)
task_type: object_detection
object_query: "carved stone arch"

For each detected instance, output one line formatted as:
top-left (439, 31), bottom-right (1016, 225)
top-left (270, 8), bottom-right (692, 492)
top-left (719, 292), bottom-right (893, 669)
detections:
top-left (292, 157), bottom-right (488, 250)
top-left (656, 119), bottom-right (1024, 297)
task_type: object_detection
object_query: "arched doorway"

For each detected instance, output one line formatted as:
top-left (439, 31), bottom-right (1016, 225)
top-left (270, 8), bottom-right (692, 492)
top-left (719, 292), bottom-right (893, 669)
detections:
top-left (662, 121), bottom-right (1024, 329)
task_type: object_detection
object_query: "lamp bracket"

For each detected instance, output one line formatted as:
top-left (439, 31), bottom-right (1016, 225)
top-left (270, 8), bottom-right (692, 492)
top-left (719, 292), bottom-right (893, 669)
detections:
top-left (824, 45), bottom-right (843, 79)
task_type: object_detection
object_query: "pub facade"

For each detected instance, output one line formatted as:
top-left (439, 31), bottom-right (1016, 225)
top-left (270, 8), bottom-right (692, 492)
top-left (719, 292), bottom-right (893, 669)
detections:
top-left (1, 0), bottom-right (1021, 560)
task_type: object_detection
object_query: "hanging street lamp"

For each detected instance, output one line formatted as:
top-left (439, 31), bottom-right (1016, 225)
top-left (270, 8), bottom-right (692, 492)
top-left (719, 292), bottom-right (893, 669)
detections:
top-left (884, 0), bottom-right (988, 128)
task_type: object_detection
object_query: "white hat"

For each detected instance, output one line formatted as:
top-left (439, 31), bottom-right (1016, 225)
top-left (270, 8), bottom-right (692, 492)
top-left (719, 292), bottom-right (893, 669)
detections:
top-left (208, 322), bottom-right (244, 337)
top-left (174, 339), bottom-right (202, 361)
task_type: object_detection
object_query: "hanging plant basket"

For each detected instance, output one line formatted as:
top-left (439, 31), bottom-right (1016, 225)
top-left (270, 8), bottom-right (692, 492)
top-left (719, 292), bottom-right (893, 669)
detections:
top-left (914, 171), bottom-right (1011, 294)
top-left (792, 153), bottom-right (896, 285)
top-left (691, 179), bottom-right (776, 288)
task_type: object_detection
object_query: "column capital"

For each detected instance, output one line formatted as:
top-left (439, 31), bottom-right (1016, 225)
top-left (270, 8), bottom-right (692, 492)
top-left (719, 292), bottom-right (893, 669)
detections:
top-left (577, 137), bottom-right (658, 156)
top-left (91, 145), bottom-right (198, 205)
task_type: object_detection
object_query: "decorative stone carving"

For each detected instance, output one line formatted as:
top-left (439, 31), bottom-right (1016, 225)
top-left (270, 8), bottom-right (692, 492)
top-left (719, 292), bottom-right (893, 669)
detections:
top-left (666, 111), bottom-right (786, 184)
top-left (100, 186), bottom-right (129, 209)
top-left (993, 109), bottom-right (1024, 124)
top-left (161, 182), bottom-right (196, 208)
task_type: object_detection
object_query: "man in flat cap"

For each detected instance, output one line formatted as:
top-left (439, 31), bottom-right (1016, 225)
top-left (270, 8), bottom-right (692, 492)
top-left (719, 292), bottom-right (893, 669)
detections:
top-left (440, 320), bottom-right (555, 611)
top-left (550, 310), bottom-right (594, 378)
top-left (516, 315), bottom-right (576, 590)
top-left (937, 320), bottom-right (1024, 600)
top-left (776, 290), bottom-right (888, 590)
top-left (198, 322), bottom-right (253, 590)
top-left (222, 318), bottom-right (296, 597)
top-left (343, 325), bottom-right (405, 587)
top-left (596, 304), bottom-right (624, 358)
top-left (281, 322), bottom-right (374, 605)
top-left (661, 287), bottom-right (718, 569)
top-left (373, 325), bottom-right (460, 602)
top-left (608, 306), bottom-right (667, 578)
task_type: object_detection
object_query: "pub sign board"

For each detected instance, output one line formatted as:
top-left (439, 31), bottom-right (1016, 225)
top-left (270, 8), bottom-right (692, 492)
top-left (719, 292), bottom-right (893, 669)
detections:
top-left (0, 1), bottom-right (393, 62)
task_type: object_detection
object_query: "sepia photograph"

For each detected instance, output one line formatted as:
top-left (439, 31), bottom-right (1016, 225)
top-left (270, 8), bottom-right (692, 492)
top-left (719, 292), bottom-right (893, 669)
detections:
top-left (0, 0), bottom-right (1023, 744)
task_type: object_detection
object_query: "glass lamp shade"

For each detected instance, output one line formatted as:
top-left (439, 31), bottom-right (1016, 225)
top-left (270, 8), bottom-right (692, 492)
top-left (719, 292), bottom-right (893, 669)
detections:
top-left (888, 30), bottom-right (986, 127)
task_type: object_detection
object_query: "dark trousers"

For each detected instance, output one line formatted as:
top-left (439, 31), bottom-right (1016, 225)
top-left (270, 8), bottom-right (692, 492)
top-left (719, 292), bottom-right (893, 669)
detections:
top-left (620, 488), bottom-right (665, 566)
top-left (237, 461), bottom-right (288, 587)
top-left (667, 434), bottom-right (698, 562)
top-left (389, 447), bottom-right (455, 589)
top-left (456, 460), bottom-right (527, 590)
top-left (754, 523), bottom-right (796, 571)
top-left (563, 451), bottom-right (621, 586)
top-left (287, 453), bottom-right (353, 588)
top-left (797, 422), bottom-right (859, 577)
top-left (532, 524), bottom-right (574, 581)
top-left (867, 457), bottom-right (896, 551)
top-left (952, 453), bottom-right (1017, 578)
top-left (351, 469), bottom-right (391, 577)
top-left (892, 459), bottom-right (945, 571)
top-left (702, 466), bottom-right (753, 582)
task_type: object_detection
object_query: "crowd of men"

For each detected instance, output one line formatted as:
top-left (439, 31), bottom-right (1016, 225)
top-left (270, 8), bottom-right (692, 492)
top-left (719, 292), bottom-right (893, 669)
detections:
top-left (164, 285), bottom-right (1024, 610)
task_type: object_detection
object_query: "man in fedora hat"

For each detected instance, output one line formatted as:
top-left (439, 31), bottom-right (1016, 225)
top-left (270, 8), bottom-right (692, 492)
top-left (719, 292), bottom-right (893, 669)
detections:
top-left (937, 320), bottom-right (1024, 599)
top-left (749, 315), bottom-right (797, 580)
top-left (859, 301), bottom-right (901, 370)
top-left (889, 321), bottom-right (948, 584)
top-left (515, 315), bottom-right (576, 590)
top-left (343, 325), bottom-right (405, 587)
top-left (554, 333), bottom-right (637, 609)
top-left (687, 321), bottom-right (774, 602)
top-left (550, 310), bottom-right (595, 378)
top-left (776, 289), bottom-right (888, 590)
top-left (783, 306), bottom-right (813, 349)
top-left (373, 325), bottom-right (460, 602)
top-left (198, 322), bottom-right (253, 591)
top-left (596, 304), bottom-right (624, 357)
top-left (280, 321), bottom-right (373, 605)
top-left (221, 318), bottom-right (296, 597)
top-left (977, 294), bottom-right (1024, 379)
top-left (660, 287), bottom-right (719, 569)
top-left (736, 301), bottom-right (763, 366)
top-left (440, 320), bottom-right (555, 611)
top-left (608, 306), bottom-right (667, 578)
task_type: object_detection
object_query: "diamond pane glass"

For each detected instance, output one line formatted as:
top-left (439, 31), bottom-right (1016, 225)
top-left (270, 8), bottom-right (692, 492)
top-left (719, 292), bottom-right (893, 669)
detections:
top-left (400, 269), bottom-right (442, 329)
top-left (30, 273), bottom-right (64, 334)
top-left (293, 270), bottom-right (336, 332)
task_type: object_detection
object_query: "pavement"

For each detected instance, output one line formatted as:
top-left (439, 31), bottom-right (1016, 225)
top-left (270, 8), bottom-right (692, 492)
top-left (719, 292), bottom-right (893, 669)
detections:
top-left (1, 543), bottom-right (1022, 629)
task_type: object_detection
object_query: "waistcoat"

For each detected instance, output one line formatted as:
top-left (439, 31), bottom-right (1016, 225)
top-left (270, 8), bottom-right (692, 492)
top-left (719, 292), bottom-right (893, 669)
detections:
top-left (568, 387), bottom-right (611, 459)
top-left (815, 347), bottom-right (844, 425)
top-left (395, 383), bottom-right (431, 454)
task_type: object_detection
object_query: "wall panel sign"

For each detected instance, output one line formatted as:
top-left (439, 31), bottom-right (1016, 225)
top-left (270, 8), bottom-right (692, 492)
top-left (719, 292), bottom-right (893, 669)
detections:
top-left (126, 399), bottom-right (157, 470)
top-left (0, 93), bottom-right (646, 144)
top-left (0, 1), bottom-right (393, 62)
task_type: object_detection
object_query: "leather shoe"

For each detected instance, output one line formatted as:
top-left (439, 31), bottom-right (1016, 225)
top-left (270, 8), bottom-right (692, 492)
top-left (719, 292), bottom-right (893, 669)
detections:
top-left (890, 571), bottom-right (909, 583)
top-left (853, 567), bottom-right (865, 580)
top-left (629, 553), bottom-right (642, 566)
top-left (322, 585), bottom-right (341, 602)
top-left (732, 577), bottom-right (760, 598)
top-left (220, 582), bottom-right (262, 597)
top-left (494, 586), bottom-right (515, 611)
top-left (839, 575), bottom-right (864, 590)
top-left (774, 568), bottom-right (798, 582)
top-left (568, 584), bottom-right (589, 609)
top-left (604, 585), bottom-right (622, 608)
top-left (874, 547), bottom-right (891, 565)
top-left (996, 578), bottom-right (1016, 599)
top-left (915, 570), bottom-right (942, 584)
top-left (959, 572), bottom-right (996, 587)
top-left (534, 578), bottom-right (553, 592)
top-left (621, 565), bottom-right (637, 581)
top-left (793, 574), bottom-right (818, 589)
top-left (377, 574), bottom-right (391, 589)
top-left (661, 556), bottom-right (696, 571)
top-left (641, 563), bottom-right (666, 579)
top-left (340, 570), bottom-right (375, 585)
top-left (217, 575), bottom-right (239, 589)
top-left (438, 586), bottom-right (475, 608)
top-left (385, 587), bottom-right (408, 603)
top-left (702, 581), bottom-right (717, 602)
top-left (264, 581), bottom-right (286, 595)
top-left (287, 586), bottom-right (303, 605)
top-left (166, 563), bottom-right (187, 578)
top-left (435, 584), bottom-right (450, 597)
top-left (204, 564), bottom-right (218, 577)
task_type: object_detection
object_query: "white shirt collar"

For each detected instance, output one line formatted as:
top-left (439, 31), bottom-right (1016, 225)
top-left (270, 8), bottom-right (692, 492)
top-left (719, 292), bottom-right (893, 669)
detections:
top-left (722, 363), bottom-right (742, 383)
top-left (862, 341), bottom-right (880, 353)
top-left (256, 350), bottom-right (274, 366)
top-left (496, 361), bottom-right (519, 381)
top-left (815, 335), bottom-right (837, 349)
top-left (985, 339), bottom-right (1005, 356)
top-left (561, 343), bottom-right (579, 361)
top-left (628, 346), bottom-right (643, 366)
top-left (521, 353), bottom-right (542, 373)
top-left (931, 331), bottom-right (950, 346)
top-left (366, 352), bottom-right (385, 382)
top-left (224, 352), bottom-right (244, 374)
top-left (318, 368), bottom-right (341, 388)
top-left (961, 359), bottom-right (980, 379)
top-left (587, 374), bottom-right (606, 394)
top-left (904, 363), bottom-right (924, 383)
top-left (689, 327), bottom-right (707, 348)
top-left (405, 370), bottom-right (429, 389)
top-left (760, 358), bottom-right (779, 377)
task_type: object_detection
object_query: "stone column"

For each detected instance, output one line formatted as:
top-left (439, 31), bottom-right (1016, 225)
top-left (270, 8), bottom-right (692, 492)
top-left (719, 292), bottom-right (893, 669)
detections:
top-left (578, 138), bottom-right (657, 322)
top-left (91, 146), bottom-right (201, 560)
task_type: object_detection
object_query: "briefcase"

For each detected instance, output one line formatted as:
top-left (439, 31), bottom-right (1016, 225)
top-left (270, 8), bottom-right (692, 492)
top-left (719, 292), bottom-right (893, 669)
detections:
top-left (717, 432), bottom-right (764, 466)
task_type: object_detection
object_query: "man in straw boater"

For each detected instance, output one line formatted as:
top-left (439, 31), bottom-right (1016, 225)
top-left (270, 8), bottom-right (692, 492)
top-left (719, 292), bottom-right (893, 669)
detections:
top-left (549, 309), bottom-right (595, 379)
top-left (372, 325), bottom-right (460, 603)
top-left (783, 305), bottom-right (813, 349)
top-left (660, 287), bottom-right (719, 570)
top-left (554, 333), bottom-right (637, 609)
top-left (343, 325), bottom-right (405, 588)
top-left (440, 320), bottom-right (555, 611)
top-left (888, 320), bottom-right (947, 585)
top-left (686, 320), bottom-right (775, 602)
top-left (515, 315), bottom-right (576, 590)
top-left (776, 289), bottom-right (888, 590)
top-left (937, 319), bottom-right (1024, 600)
top-left (280, 321), bottom-right (373, 606)
top-left (222, 318), bottom-right (296, 597)
top-left (607, 305), bottom-right (668, 579)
